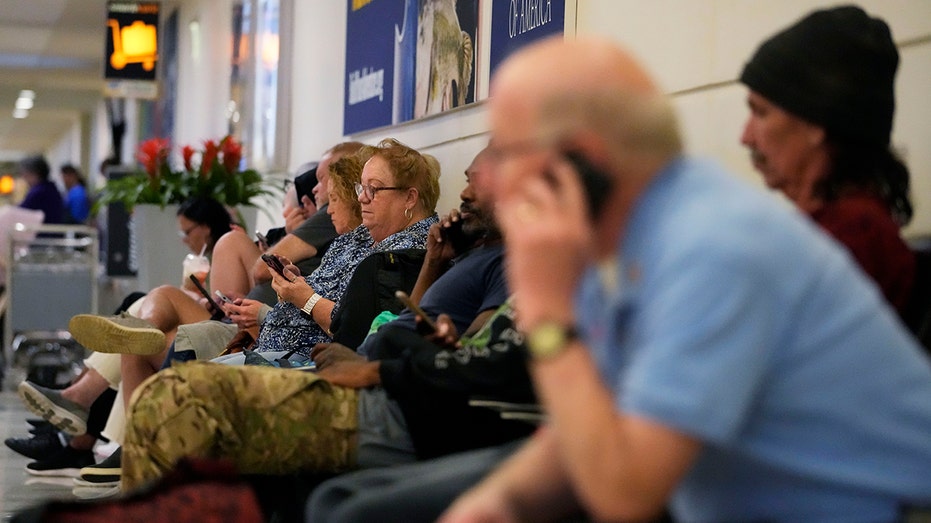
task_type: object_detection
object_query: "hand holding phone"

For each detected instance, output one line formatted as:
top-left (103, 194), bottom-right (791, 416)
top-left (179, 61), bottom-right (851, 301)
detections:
top-left (189, 274), bottom-right (225, 320)
top-left (395, 290), bottom-right (437, 333)
top-left (563, 150), bottom-right (614, 220)
top-left (214, 289), bottom-right (235, 305)
top-left (261, 253), bottom-right (288, 278)
top-left (440, 217), bottom-right (475, 254)
top-left (256, 231), bottom-right (269, 250)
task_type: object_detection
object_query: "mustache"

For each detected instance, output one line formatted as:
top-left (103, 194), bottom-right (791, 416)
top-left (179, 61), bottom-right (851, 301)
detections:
top-left (749, 149), bottom-right (766, 166)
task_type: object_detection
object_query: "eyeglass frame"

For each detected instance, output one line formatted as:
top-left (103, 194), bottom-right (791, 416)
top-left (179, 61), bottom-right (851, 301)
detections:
top-left (354, 182), bottom-right (408, 200)
top-left (178, 224), bottom-right (200, 238)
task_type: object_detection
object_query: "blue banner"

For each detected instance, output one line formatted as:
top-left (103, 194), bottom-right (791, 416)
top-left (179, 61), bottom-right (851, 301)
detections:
top-left (489, 0), bottom-right (566, 77)
top-left (344, 0), bottom-right (480, 135)
top-left (344, 0), bottom-right (405, 134)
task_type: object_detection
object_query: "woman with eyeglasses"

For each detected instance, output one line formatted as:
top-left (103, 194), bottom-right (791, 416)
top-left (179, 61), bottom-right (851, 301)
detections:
top-left (255, 138), bottom-right (439, 357)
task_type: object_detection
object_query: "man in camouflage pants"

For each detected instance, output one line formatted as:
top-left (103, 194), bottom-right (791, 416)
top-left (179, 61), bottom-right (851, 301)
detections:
top-left (123, 363), bottom-right (358, 489)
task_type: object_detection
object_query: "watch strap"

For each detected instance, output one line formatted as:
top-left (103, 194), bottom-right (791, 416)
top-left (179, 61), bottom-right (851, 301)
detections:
top-left (301, 293), bottom-right (322, 317)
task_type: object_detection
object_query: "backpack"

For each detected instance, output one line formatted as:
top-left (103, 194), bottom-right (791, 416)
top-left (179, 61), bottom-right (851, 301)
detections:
top-left (329, 248), bottom-right (426, 349)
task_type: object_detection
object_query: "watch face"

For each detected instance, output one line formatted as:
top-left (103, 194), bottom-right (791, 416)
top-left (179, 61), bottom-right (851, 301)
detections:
top-left (528, 323), bottom-right (571, 359)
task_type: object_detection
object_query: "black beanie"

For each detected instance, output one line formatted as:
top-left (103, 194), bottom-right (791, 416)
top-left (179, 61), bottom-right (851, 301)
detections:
top-left (740, 5), bottom-right (898, 147)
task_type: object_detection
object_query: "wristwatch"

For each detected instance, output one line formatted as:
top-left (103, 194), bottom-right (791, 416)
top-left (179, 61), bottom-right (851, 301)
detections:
top-left (526, 322), bottom-right (579, 360)
top-left (301, 293), bottom-right (322, 318)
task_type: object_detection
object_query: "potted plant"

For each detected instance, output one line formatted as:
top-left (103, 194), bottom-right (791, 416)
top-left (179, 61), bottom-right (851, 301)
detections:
top-left (96, 135), bottom-right (277, 289)
top-left (96, 135), bottom-right (277, 220)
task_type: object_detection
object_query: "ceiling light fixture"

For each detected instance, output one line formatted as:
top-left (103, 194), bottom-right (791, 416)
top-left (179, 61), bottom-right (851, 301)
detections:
top-left (13, 89), bottom-right (35, 118)
top-left (13, 89), bottom-right (36, 119)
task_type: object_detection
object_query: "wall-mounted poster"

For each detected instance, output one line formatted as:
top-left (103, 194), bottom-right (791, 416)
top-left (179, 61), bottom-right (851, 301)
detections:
top-left (343, 0), bottom-right (564, 135)
top-left (489, 0), bottom-right (565, 76)
top-left (345, 0), bottom-right (479, 135)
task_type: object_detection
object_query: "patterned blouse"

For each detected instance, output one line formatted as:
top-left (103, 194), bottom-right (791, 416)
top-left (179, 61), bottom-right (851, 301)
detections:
top-left (254, 214), bottom-right (437, 356)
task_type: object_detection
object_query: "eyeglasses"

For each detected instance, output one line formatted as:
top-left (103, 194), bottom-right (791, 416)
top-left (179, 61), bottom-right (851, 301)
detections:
top-left (355, 182), bottom-right (407, 200)
top-left (178, 224), bottom-right (199, 238)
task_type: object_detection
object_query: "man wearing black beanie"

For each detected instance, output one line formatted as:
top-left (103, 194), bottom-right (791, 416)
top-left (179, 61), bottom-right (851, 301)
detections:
top-left (739, 4), bottom-right (918, 321)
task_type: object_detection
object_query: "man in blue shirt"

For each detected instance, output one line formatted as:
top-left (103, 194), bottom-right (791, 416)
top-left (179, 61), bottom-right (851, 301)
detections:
top-left (61, 164), bottom-right (91, 224)
top-left (438, 35), bottom-right (931, 523)
top-left (18, 155), bottom-right (65, 224)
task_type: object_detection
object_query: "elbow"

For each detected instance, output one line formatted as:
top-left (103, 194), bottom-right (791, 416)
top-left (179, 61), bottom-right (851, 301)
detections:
top-left (581, 489), bottom-right (668, 523)
top-left (587, 502), bottom-right (665, 523)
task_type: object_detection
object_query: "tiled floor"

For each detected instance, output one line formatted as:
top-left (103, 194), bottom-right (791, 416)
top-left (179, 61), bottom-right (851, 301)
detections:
top-left (1, 277), bottom-right (133, 520)
top-left (0, 385), bottom-right (75, 520)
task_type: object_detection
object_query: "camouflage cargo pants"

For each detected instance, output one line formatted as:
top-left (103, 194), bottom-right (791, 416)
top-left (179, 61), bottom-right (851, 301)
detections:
top-left (122, 361), bottom-right (359, 491)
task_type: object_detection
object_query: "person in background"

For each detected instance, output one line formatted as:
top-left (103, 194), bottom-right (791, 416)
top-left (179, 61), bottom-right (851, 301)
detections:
top-left (739, 5), bottom-right (916, 316)
top-left (251, 142), bottom-right (366, 287)
top-left (15, 196), bottom-right (237, 480)
top-left (60, 164), bottom-right (91, 224)
top-left (436, 33), bottom-right (931, 523)
top-left (255, 138), bottom-right (440, 355)
top-left (115, 144), bottom-right (515, 492)
top-left (17, 154), bottom-right (65, 224)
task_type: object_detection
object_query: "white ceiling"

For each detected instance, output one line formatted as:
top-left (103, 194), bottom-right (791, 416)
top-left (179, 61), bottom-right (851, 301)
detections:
top-left (0, 0), bottom-right (109, 162)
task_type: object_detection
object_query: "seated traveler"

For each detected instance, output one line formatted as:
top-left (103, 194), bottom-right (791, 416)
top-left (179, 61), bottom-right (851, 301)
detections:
top-left (437, 32), bottom-right (931, 523)
top-left (738, 5), bottom-right (916, 316)
top-left (117, 144), bottom-right (510, 490)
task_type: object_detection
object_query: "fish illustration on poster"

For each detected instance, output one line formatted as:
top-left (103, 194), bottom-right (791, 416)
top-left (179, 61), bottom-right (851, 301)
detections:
top-left (345, 0), bottom-right (478, 134)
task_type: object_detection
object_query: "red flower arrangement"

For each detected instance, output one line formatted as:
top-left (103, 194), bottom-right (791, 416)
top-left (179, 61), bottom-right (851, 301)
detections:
top-left (98, 135), bottom-right (273, 210)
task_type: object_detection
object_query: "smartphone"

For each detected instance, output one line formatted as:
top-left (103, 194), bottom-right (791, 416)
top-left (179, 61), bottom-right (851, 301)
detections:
top-left (214, 289), bottom-right (235, 305)
top-left (394, 290), bottom-right (438, 333)
top-left (441, 217), bottom-right (476, 254)
top-left (294, 165), bottom-right (318, 208)
top-left (256, 230), bottom-right (269, 249)
top-left (261, 253), bottom-right (287, 277)
top-left (189, 274), bottom-right (225, 320)
top-left (563, 150), bottom-right (614, 220)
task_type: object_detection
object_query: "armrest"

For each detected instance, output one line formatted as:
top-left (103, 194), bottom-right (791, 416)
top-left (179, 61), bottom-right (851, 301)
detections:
top-left (468, 398), bottom-right (542, 412)
top-left (469, 396), bottom-right (546, 425)
top-left (500, 411), bottom-right (547, 423)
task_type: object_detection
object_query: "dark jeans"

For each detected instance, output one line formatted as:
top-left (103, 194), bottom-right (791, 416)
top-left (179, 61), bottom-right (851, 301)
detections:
top-left (306, 439), bottom-right (525, 523)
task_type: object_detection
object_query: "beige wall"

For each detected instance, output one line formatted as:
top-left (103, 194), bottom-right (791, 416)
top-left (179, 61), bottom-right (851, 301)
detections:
top-left (281, 1), bottom-right (931, 238)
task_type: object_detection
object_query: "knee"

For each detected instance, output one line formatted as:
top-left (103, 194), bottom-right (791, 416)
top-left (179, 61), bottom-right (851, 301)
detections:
top-left (126, 365), bottom-right (186, 412)
top-left (149, 284), bottom-right (177, 297)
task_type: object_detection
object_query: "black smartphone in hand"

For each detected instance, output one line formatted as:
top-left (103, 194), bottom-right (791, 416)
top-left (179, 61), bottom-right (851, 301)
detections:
top-left (261, 253), bottom-right (287, 277)
top-left (441, 218), bottom-right (475, 254)
top-left (189, 274), bottom-right (226, 320)
top-left (395, 290), bottom-right (437, 333)
top-left (256, 230), bottom-right (269, 250)
top-left (563, 150), bottom-right (614, 220)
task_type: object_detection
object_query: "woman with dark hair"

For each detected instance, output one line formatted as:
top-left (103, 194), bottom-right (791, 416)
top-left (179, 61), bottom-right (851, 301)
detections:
top-left (176, 196), bottom-right (233, 258)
